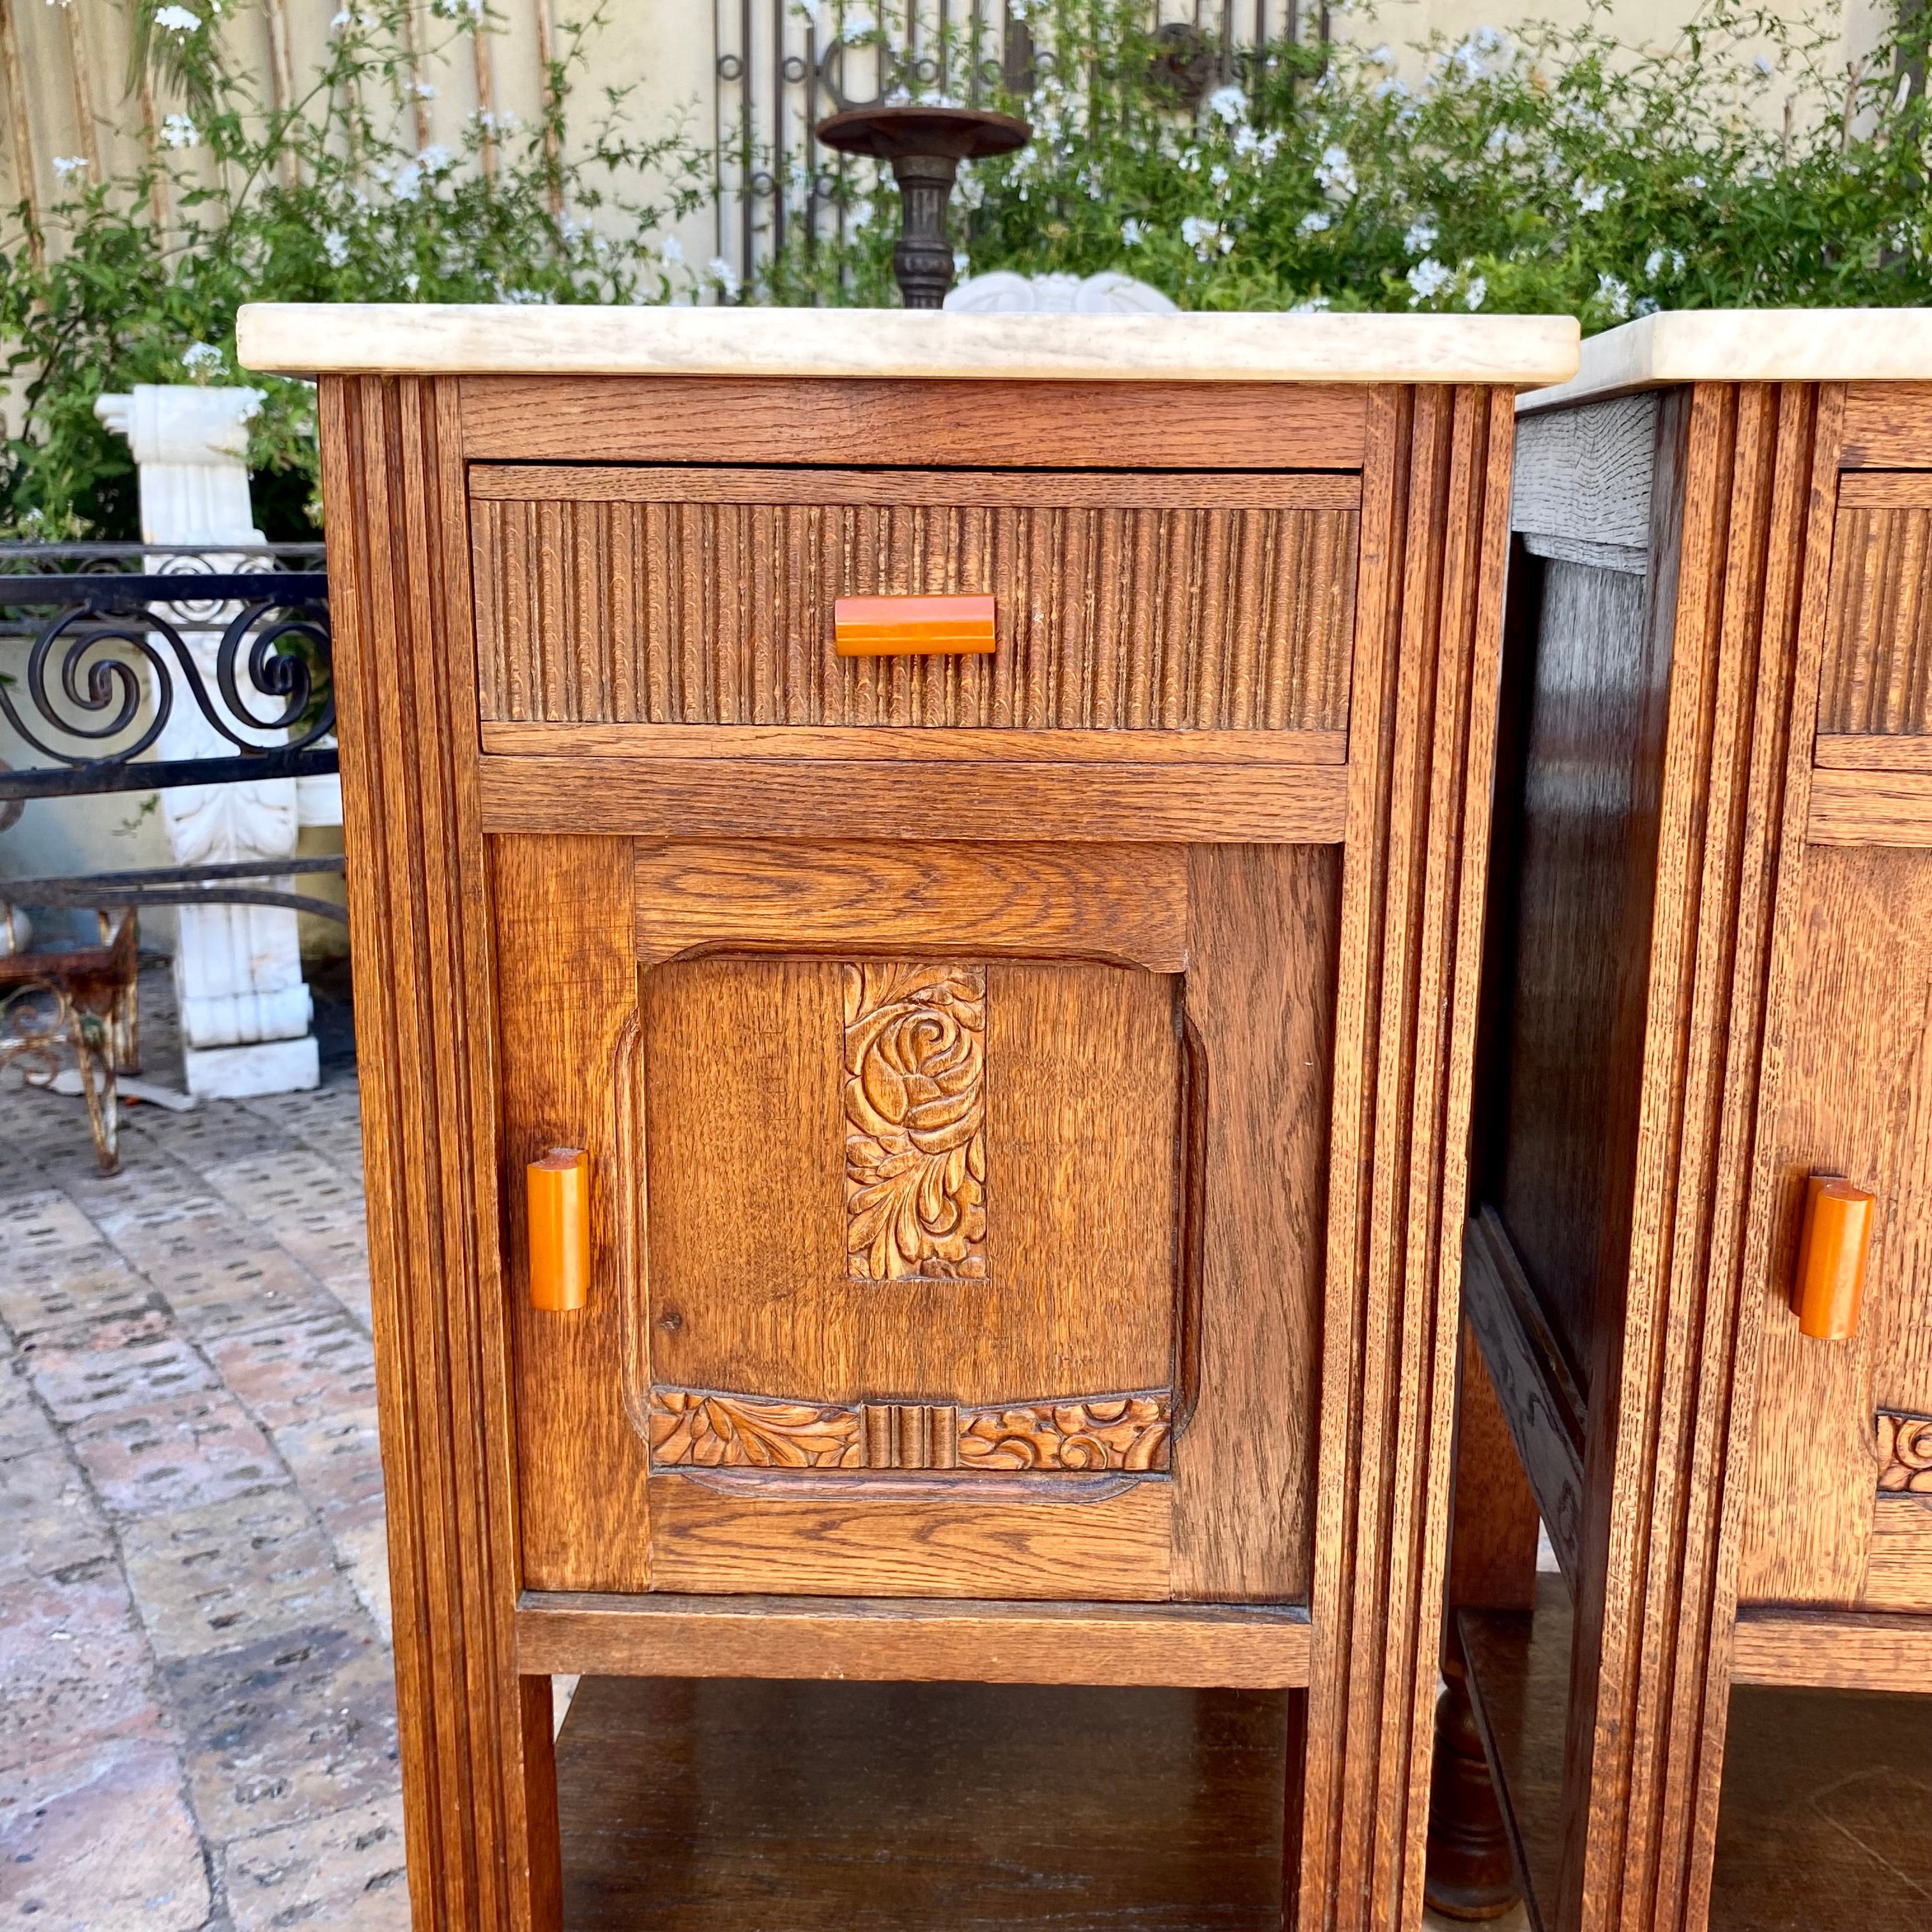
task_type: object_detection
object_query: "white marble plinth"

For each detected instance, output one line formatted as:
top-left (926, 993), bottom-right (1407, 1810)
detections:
top-left (181, 1034), bottom-right (319, 1099)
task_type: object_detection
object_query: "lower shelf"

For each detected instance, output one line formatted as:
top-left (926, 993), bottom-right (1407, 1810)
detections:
top-left (1460, 1574), bottom-right (1932, 1931)
top-left (556, 1673), bottom-right (1300, 1931)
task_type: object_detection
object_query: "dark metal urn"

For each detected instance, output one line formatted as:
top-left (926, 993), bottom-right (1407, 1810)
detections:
top-left (813, 105), bottom-right (1031, 308)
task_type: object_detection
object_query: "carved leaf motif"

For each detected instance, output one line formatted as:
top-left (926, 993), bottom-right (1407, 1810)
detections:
top-left (646, 1386), bottom-right (1172, 1473)
top-left (843, 962), bottom-right (987, 1280)
top-left (1876, 1409), bottom-right (1932, 1494)
top-left (956, 1395), bottom-right (1172, 1473)
top-left (647, 1388), bottom-right (861, 1469)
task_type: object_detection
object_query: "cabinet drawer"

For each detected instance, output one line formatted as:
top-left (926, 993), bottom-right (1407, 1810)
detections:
top-left (470, 464), bottom-right (1359, 740)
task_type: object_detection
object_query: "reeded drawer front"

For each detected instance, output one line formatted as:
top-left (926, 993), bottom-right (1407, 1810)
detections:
top-left (469, 464), bottom-right (1359, 735)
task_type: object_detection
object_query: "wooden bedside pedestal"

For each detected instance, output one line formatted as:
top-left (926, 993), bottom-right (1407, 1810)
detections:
top-left (1425, 311), bottom-right (1932, 1932)
top-left (238, 302), bottom-right (1576, 1932)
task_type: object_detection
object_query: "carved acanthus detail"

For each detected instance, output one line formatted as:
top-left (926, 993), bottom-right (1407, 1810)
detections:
top-left (1876, 1409), bottom-right (1932, 1493)
top-left (647, 1386), bottom-right (1172, 1473)
top-left (843, 962), bottom-right (986, 1281)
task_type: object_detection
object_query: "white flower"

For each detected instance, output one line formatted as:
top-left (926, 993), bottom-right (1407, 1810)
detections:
top-left (660, 234), bottom-right (685, 264)
top-left (1368, 43), bottom-right (1394, 65)
top-left (1406, 257), bottom-right (1452, 303)
top-left (1120, 217), bottom-right (1144, 247)
top-left (1464, 275), bottom-right (1487, 310)
top-left (181, 341), bottom-right (224, 378)
top-left (1403, 218), bottom-right (1438, 256)
top-left (1205, 84), bottom-right (1246, 126)
top-left (1685, 174), bottom-right (1706, 190)
top-left (477, 107), bottom-right (520, 134)
top-left (323, 228), bottom-right (349, 267)
top-left (410, 79), bottom-right (437, 100)
top-left (1375, 76), bottom-right (1409, 100)
top-left (1289, 295), bottom-right (1332, 313)
top-left (51, 155), bottom-right (88, 181)
top-left (1180, 214), bottom-right (1223, 259)
top-left (707, 255), bottom-right (741, 298)
top-left (1299, 209), bottom-right (1331, 234)
top-left (1753, 54), bottom-right (1775, 75)
top-left (1209, 163), bottom-right (1228, 188)
top-left (419, 144), bottom-right (454, 174)
top-left (1597, 271), bottom-right (1632, 319)
top-left (953, 250), bottom-right (969, 278)
top-left (1315, 145), bottom-right (1356, 196)
top-left (403, 271), bottom-right (420, 294)
top-left (1643, 246), bottom-right (1686, 280)
top-left (1573, 179), bottom-right (1609, 214)
top-left (501, 286), bottom-right (546, 303)
top-left (160, 114), bottom-right (198, 149)
top-left (153, 4), bottom-right (200, 31)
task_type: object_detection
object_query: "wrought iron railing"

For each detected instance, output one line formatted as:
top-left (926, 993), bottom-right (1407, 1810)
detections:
top-left (0, 544), bottom-right (333, 802)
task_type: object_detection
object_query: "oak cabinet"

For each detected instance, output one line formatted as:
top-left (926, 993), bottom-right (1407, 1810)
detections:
top-left (240, 302), bottom-right (1575, 1932)
top-left (1429, 318), bottom-right (1932, 1932)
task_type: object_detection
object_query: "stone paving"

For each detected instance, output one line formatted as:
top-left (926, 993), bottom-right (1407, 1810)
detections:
top-left (0, 963), bottom-right (404, 1932)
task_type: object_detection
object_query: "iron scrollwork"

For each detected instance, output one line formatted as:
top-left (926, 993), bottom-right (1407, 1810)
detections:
top-left (0, 556), bottom-right (332, 801)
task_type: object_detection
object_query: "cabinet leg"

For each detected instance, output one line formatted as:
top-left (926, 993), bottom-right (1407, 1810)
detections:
top-left (1423, 1650), bottom-right (1519, 1920)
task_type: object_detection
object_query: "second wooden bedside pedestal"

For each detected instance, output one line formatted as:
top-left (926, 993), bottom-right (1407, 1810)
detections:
top-left (238, 302), bottom-right (1577, 1932)
top-left (1426, 310), bottom-right (1932, 1932)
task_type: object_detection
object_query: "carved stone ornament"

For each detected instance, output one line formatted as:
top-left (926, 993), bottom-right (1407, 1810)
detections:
top-left (843, 962), bottom-right (986, 1280)
top-left (1876, 1408), bottom-right (1932, 1493)
top-left (648, 1386), bottom-right (1172, 1473)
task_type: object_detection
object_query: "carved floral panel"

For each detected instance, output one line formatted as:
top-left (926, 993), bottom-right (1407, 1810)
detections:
top-left (647, 1386), bottom-right (1172, 1473)
top-left (843, 962), bottom-right (987, 1281)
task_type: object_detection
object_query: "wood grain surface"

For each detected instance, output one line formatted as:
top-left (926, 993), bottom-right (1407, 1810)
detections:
top-left (458, 372), bottom-right (1368, 468)
top-left (470, 473), bottom-right (1358, 733)
top-left (1738, 843), bottom-right (1932, 1611)
top-left (491, 835), bottom-right (652, 1593)
top-left (516, 1591), bottom-right (1312, 1686)
top-left (1806, 765), bottom-right (1932, 843)
top-left (475, 753), bottom-right (1350, 843)
top-left (482, 721), bottom-right (1349, 765)
top-left (1170, 844), bottom-right (1338, 1604)
top-left (1511, 394), bottom-right (1659, 553)
top-left (1839, 381), bottom-right (1932, 468)
top-left (631, 839), bottom-right (1190, 970)
top-left (643, 1471), bottom-right (1175, 1598)
top-left (553, 1673), bottom-right (1299, 1931)
top-left (318, 374), bottom-right (562, 1930)
top-left (1732, 1604), bottom-right (1932, 1689)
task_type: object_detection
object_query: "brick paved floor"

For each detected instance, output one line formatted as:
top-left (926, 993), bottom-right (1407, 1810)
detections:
top-left (0, 963), bottom-right (404, 1932)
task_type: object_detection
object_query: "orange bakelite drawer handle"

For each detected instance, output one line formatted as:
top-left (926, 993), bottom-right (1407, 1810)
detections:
top-left (834, 594), bottom-right (997, 657)
top-left (528, 1146), bottom-right (590, 1313)
top-left (1791, 1172), bottom-right (1875, 1341)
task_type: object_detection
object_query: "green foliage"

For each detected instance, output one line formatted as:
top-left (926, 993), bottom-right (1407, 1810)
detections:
top-left (765, 0), bottom-right (1932, 326)
top-left (0, 0), bottom-right (713, 537)
top-left (5, 0), bottom-right (1931, 539)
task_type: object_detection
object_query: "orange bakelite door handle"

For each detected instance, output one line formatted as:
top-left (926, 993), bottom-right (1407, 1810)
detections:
top-left (833, 594), bottom-right (997, 657)
top-left (528, 1147), bottom-right (590, 1312)
top-left (1791, 1173), bottom-right (1875, 1341)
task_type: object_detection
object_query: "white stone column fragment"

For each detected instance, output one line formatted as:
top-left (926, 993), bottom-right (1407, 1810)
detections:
top-left (94, 385), bottom-right (319, 1097)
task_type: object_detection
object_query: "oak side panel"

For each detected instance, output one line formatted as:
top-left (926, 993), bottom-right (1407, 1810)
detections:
top-left (1446, 1321), bottom-right (1541, 1614)
top-left (1170, 843), bottom-right (1339, 1604)
top-left (517, 1591), bottom-right (1312, 1687)
top-left (491, 834), bottom-right (651, 1593)
top-left (318, 374), bottom-right (559, 1932)
top-left (1299, 383), bottom-right (1515, 1932)
top-left (1569, 383), bottom-right (1846, 1932)
top-left (632, 838), bottom-right (1190, 970)
top-left (1806, 765), bottom-right (1932, 844)
top-left (458, 374), bottom-right (1368, 469)
top-left (645, 1473), bottom-right (1174, 1598)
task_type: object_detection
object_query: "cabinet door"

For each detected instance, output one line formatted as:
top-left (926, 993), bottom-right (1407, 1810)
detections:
top-left (497, 835), bottom-right (1338, 1604)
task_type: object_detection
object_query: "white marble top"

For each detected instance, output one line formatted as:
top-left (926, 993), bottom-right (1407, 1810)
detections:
top-left (235, 302), bottom-right (1579, 387)
top-left (1520, 309), bottom-right (1932, 411)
